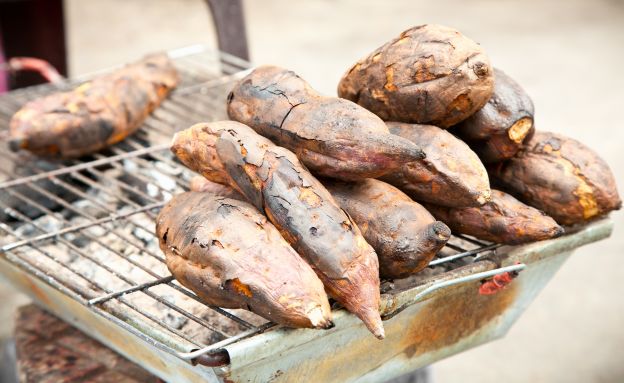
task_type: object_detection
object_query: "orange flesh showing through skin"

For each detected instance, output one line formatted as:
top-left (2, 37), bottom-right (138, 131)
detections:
top-left (228, 278), bottom-right (253, 298)
top-left (508, 117), bottom-right (533, 144)
top-left (545, 146), bottom-right (599, 219)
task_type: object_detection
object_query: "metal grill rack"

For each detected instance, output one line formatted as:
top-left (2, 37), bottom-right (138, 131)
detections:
top-left (0, 46), bottom-right (533, 375)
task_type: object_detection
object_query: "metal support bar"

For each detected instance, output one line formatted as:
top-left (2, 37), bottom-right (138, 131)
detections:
top-left (205, 0), bottom-right (250, 60)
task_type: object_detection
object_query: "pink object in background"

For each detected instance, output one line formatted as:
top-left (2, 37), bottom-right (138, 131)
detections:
top-left (0, 30), bottom-right (63, 94)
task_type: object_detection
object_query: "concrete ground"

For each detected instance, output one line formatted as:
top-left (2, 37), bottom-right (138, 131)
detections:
top-left (2, 0), bottom-right (623, 381)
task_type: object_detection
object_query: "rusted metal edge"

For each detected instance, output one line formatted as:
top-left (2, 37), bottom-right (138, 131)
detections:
top-left (380, 217), bottom-right (613, 319)
top-left (381, 263), bottom-right (526, 320)
top-left (501, 217), bottom-right (614, 266)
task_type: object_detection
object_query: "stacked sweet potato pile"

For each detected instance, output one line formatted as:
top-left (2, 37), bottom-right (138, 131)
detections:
top-left (158, 25), bottom-right (620, 338)
top-left (9, 26), bottom-right (620, 339)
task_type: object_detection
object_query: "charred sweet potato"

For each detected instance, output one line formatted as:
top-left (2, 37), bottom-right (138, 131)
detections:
top-left (9, 53), bottom-right (178, 158)
top-left (172, 121), bottom-right (385, 339)
top-left (337, 24), bottom-right (494, 128)
top-left (490, 132), bottom-right (621, 225)
top-left (453, 68), bottom-right (535, 163)
top-left (171, 124), bottom-right (233, 186)
top-left (156, 192), bottom-right (332, 329)
top-left (380, 122), bottom-right (491, 207)
top-left (189, 175), bottom-right (243, 199)
top-left (226, 65), bottom-right (424, 180)
top-left (423, 189), bottom-right (563, 245)
top-left (325, 179), bottom-right (450, 279)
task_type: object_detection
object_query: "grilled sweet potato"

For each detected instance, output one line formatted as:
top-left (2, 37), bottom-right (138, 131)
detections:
top-left (453, 68), bottom-right (535, 163)
top-left (337, 24), bottom-right (494, 128)
top-left (423, 189), bottom-right (563, 244)
top-left (380, 122), bottom-right (491, 207)
top-left (156, 192), bottom-right (332, 329)
top-left (325, 179), bottom-right (450, 279)
top-left (189, 175), bottom-right (243, 199)
top-left (9, 53), bottom-right (178, 157)
top-left (490, 132), bottom-right (621, 225)
top-left (226, 65), bottom-right (424, 180)
top-left (172, 121), bottom-right (385, 339)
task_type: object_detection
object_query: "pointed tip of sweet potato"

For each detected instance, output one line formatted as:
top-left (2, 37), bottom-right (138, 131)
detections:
top-left (552, 224), bottom-right (565, 238)
top-left (430, 220), bottom-right (452, 242)
top-left (355, 307), bottom-right (385, 339)
top-left (306, 305), bottom-right (334, 329)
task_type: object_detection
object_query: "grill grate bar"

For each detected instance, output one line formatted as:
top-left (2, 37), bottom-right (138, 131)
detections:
top-left (0, 170), bottom-right (167, 263)
top-left (454, 233), bottom-right (490, 247)
top-left (88, 276), bottom-right (175, 305)
top-left (1, 188), bottom-right (238, 338)
top-left (0, 177), bottom-right (164, 266)
top-left (1, 202), bottom-right (163, 253)
top-left (0, 144), bottom-right (170, 190)
top-left (1, 163), bottom-right (259, 331)
top-left (428, 243), bottom-right (501, 266)
top-left (68, 170), bottom-right (161, 214)
top-left (0, 205), bottom-right (207, 347)
top-left (443, 242), bottom-right (468, 253)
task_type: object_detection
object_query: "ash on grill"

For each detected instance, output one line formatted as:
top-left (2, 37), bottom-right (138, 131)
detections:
top-left (1, 153), bottom-right (270, 346)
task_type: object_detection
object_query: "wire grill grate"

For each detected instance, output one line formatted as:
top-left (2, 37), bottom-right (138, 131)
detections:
top-left (0, 47), bottom-right (501, 365)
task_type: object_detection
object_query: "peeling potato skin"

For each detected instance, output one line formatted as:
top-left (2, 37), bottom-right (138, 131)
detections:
top-left (172, 121), bottom-right (385, 338)
top-left (189, 175), bottom-right (243, 200)
top-left (226, 65), bottom-right (425, 180)
top-left (156, 192), bottom-right (332, 329)
top-left (490, 132), bottom-right (622, 225)
top-left (10, 53), bottom-right (179, 157)
top-left (324, 179), bottom-right (450, 279)
top-left (171, 123), bottom-right (240, 186)
top-left (423, 189), bottom-right (563, 245)
top-left (453, 68), bottom-right (535, 163)
top-left (380, 122), bottom-right (491, 207)
top-left (337, 24), bottom-right (494, 128)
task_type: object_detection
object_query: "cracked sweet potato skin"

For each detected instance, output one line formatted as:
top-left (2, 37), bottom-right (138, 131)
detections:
top-left (325, 179), bottom-right (450, 279)
top-left (189, 175), bottom-right (243, 199)
top-left (337, 24), bottom-right (494, 128)
top-left (226, 65), bottom-right (425, 180)
top-left (171, 121), bottom-right (384, 339)
top-left (423, 189), bottom-right (563, 245)
top-left (380, 122), bottom-right (491, 207)
top-left (10, 53), bottom-right (179, 157)
top-left (156, 191), bottom-right (332, 329)
top-left (171, 123), bottom-right (235, 186)
top-left (490, 132), bottom-right (621, 225)
top-left (453, 68), bottom-right (535, 163)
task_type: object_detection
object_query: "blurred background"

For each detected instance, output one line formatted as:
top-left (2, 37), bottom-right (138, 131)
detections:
top-left (1, 0), bottom-right (623, 382)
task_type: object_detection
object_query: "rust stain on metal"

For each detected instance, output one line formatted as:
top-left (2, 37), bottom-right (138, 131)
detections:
top-left (400, 281), bottom-right (518, 358)
top-left (270, 280), bottom-right (518, 383)
top-left (19, 273), bottom-right (52, 306)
